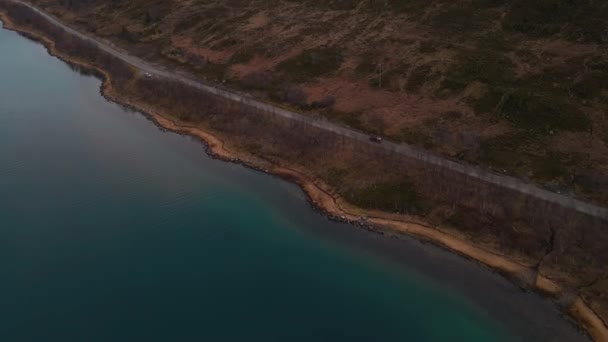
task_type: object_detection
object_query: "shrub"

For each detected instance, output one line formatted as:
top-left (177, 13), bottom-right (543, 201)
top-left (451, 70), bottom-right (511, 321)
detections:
top-left (406, 64), bottom-right (432, 92)
top-left (240, 72), bottom-right (274, 90)
top-left (503, 0), bottom-right (574, 37)
top-left (277, 48), bottom-right (343, 82)
top-left (573, 72), bottom-right (608, 100)
top-left (442, 50), bottom-right (515, 92)
top-left (503, 0), bottom-right (608, 42)
top-left (275, 84), bottom-right (308, 108)
top-left (230, 49), bottom-right (256, 64)
top-left (347, 181), bottom-right (427, 215)
top-left (502, 91), bottom-right (591, 132)
top-left (468, 89), bottom-right (504, 114)
top-left (354, 55), bottom-right (377, 78)
top-left (311, 95), bottom-right (336, 109)
top-left (532, 152), bottom-right (569, 182)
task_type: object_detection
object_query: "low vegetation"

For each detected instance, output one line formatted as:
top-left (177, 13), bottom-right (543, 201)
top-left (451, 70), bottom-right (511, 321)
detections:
top-left (347, 181), bottom-right (427, 215)
top-left (22, 0), bottom-right (608, 208)
top-left (276, 48), bottom-right (344, 82)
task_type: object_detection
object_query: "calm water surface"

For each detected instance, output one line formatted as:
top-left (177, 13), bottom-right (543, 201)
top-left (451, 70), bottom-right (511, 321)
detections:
top-left (0, 22), bottom-right (587, 341)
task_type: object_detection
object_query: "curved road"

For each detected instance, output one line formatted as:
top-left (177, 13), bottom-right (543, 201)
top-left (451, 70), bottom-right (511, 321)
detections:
top-left (14, 0), bottom-right (608, 220)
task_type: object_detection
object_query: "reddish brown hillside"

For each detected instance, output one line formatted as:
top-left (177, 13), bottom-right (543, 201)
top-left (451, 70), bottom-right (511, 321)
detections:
top-left (32, 0), bottom-right (608, 207)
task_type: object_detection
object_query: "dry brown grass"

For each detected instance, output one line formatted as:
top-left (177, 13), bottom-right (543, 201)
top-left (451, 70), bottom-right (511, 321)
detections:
top-left (28, 0), bottom-right (608, 207)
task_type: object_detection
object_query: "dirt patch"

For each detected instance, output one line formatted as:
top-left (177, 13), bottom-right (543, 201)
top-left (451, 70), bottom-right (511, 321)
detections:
top-left (246, 12), bottom-right (268, 30)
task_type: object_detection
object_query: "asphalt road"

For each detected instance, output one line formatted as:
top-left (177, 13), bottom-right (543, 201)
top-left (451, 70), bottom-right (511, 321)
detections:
top-left (15, 0), bottom-right (608, 220)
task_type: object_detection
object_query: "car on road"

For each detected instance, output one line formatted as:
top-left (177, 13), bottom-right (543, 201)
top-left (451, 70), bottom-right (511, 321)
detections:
top-left (369, 136), bottom-right (383, 143)
top-left (144, 72), bottom-right (152, 78)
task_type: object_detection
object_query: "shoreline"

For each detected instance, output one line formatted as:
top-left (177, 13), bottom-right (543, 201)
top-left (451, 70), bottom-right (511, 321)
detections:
top-left (1, 12), bottom-right (607, 341)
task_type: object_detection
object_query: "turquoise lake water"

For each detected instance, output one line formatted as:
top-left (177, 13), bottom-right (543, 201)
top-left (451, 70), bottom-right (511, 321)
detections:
top-left (0, 21), bottom-right (587, 341)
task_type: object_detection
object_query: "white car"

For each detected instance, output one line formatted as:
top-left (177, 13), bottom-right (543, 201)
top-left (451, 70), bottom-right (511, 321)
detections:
top-left (144, 72), bottom-right (152, 78)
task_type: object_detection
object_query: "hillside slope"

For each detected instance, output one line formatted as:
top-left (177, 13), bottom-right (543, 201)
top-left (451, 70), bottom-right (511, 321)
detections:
top-left (32, 0), bottom-right (608, 207)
